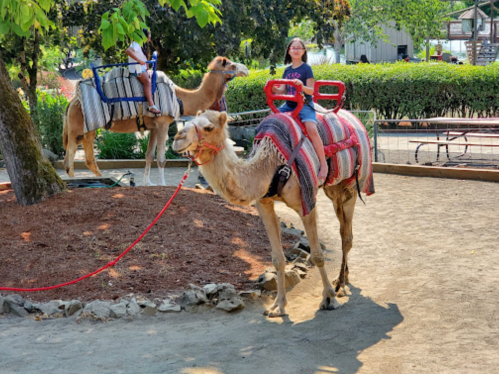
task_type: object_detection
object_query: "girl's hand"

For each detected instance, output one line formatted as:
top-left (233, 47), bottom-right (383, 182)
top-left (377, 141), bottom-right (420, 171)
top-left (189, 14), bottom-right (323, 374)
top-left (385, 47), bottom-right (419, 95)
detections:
top-left (293, 79), bottom-right (303, 86)
top-left (139, 60), bottom-right (146, 65)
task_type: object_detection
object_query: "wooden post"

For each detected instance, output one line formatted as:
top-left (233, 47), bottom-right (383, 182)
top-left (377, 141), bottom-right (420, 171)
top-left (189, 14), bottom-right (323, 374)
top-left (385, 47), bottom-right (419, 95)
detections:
top-left (492, 1), bottom-right (496, 43)
top-left (426, 38), bottom-right (430, 62)
top-left (473, 0), bottom-right (478, 65)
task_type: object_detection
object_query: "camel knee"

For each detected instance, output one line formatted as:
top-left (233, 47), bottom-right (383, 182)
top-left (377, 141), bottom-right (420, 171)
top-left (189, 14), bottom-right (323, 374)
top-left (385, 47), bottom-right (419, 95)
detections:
top-left (272, 254), bottom-right (286, 272)
top-left (312, 252), bottom-right (325, 267)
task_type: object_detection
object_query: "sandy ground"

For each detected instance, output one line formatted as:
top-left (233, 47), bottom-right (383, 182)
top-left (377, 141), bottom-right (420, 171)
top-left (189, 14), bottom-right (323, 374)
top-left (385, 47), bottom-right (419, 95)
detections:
top-left (1, 171), bottom-right (499, 374)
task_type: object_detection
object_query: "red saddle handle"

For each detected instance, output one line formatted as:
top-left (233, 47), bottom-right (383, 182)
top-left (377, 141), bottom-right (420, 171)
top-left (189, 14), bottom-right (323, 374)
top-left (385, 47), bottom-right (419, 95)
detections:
top-left (263, 79), bottom-right (304, 119)
top-left (313, 80), bottom-right (346, 113)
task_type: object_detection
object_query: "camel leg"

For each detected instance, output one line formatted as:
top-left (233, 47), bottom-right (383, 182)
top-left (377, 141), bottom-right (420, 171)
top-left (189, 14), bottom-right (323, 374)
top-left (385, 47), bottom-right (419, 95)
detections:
top-left (301, 207), bottom-right (339, 311)
top-left (324, 184), bottom-right (357, 297)
top-left (144, 128), bottom-right (158, 186)
top-left (82, 131), bottom-right (102, 177)
top-left (155, 122), bottom-right (170, 186)
top-left (256, 198), bottom-right (288, 317)
top-left (63, 135), bottom-right (78, 178)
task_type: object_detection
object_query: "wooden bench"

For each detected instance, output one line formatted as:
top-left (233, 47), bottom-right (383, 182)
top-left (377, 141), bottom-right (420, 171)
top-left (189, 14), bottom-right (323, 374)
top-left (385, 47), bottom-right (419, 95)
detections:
top-left (409, 129), bottom-right (499, 163)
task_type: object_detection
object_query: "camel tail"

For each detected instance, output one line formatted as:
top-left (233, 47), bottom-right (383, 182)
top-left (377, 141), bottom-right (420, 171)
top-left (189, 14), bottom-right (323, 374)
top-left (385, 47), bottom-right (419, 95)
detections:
top-left (63, 101), bottom-right (71, 150)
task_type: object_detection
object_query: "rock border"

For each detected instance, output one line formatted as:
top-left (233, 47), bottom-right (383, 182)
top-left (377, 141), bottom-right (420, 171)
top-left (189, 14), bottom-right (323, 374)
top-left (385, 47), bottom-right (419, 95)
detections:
top-left (0, 222), bottom-right (322, 321)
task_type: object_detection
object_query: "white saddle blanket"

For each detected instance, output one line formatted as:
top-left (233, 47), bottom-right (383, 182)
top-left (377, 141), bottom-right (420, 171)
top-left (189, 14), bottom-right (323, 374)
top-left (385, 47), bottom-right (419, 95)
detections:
top-left (76, 68), bottom-right (180, 133)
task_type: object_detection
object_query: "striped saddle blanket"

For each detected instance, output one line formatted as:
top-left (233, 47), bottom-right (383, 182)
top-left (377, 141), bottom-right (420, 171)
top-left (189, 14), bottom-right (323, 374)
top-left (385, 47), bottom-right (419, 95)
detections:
top-left (253, 109), bottom-right (374, 216)
top-left (76, 68), bottom-right (180, 134)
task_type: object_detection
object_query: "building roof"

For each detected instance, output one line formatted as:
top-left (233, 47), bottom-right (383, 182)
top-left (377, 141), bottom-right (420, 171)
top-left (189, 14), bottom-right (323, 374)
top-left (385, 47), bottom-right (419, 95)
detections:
top-left (459, 8), bottom-right (488, 20)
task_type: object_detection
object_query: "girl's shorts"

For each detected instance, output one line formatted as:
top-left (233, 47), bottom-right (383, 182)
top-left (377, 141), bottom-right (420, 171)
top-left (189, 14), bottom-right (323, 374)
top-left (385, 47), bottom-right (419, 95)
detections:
top-left (278, 101), bottom-right (317, 124)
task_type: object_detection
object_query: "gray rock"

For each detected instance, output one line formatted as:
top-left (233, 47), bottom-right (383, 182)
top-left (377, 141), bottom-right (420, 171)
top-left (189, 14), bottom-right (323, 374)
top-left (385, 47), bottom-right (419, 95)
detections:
top-left (4, 302), bottom-right (28, 317)
top-left (285, 269), bottom-right (301, 288)
top-left (203, 284), bottom-right (218, 299)
top-left (181, 285), bottom-right (208, 307)
top-left (283, 227), bottom-right (305, 237)
top-left (139, 300), bottom-right (157, 316)
top-left (216, 283), bottom-right (238, 301)
top-left (37, 300), bottom-right (64, 316)
top-left (65, 300), bottom-right (83, 317)
top-left (257, 272), bottom-right (277, 291)
top-left (127, 298), bottom-right (141, 316)
top-left (0, 296), bottom-right (5, 314)
top-left (83, 300), bottom-right (111, 319)
top-left (239, 290), bottom-right (261, 299)
top-left (293, 237), bottom-right (311, 252)
top-left (158, 300), bottom-right (181, 313)
top-left (109, 303), bottom-right (127, 319)
top-left (5, 294), bottom-right (25, 306)
top-left (216, 298), bottom-right (245, 312)
top-left (43, 148), bottom-right (59, 163)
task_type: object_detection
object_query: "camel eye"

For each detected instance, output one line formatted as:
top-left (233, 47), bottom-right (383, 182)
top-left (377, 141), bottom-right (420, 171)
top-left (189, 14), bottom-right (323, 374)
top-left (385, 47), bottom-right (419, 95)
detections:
top-left (204, 125), bottom-right (215, 132)
top-left (222, 59), bottom-right (227, 67)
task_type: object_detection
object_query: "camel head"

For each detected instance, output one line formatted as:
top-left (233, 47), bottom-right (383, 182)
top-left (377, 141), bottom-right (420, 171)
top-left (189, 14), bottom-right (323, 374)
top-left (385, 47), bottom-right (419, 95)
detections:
top-left (208, 57), bottom-right (249, 80)
top-left (173, 110), bottom-right (229, 157)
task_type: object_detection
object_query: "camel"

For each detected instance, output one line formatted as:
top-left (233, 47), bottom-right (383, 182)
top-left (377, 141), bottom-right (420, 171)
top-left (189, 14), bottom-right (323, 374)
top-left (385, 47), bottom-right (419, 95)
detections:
top-left (62, 57), bottom-right (249, 185)
top-left (172, 110), bottom-right (364, 317)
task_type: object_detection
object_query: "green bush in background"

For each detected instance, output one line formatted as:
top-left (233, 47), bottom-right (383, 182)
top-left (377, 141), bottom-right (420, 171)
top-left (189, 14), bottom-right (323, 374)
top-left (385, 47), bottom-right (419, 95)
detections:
top-left (226, 63), bottom-right (499, 119)
top-left (30, 92), bottom-right (69, 157)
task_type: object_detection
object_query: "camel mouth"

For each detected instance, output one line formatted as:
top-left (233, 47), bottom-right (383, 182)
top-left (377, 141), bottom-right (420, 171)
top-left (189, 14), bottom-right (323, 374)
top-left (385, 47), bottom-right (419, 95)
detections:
top-left (172, 142), bottom-right (192, 154)
top-left (235, 63), bottom-right (249, 77)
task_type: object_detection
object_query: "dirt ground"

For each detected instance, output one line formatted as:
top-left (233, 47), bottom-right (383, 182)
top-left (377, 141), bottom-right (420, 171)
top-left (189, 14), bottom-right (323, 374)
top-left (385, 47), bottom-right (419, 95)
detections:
top-left (1, 172), bottom-right (499, 374)
top-left (0, 186), bottom-right (297, 302)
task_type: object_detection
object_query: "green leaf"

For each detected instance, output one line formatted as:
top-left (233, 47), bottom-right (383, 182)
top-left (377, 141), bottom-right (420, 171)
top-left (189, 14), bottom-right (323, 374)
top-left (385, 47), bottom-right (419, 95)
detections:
top-left (196, 10), bottom-right (208, 28)
top-left (116, 23), bottom-right (125, 35)
top-left (102, 11), bottom-right (110, 21)
top-left (100, 19), bottom-right (111, 30)
top-left (12, 22), bottom-right (30, 37)
top-left (102, 28), bottom-right (114, 50)
top-left (0, 21), bottom-right (10, 35)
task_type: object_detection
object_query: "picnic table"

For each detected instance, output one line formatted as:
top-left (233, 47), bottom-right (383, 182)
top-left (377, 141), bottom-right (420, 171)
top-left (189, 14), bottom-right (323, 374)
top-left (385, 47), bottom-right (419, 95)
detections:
top-left (406, 118), bottom-right (499, 163)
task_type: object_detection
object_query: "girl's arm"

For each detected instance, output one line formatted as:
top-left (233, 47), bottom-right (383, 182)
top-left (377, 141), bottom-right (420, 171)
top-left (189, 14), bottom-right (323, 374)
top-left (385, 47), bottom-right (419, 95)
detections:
top-left (292, 77), bottom-right (314, 95)
top-left (125, 47), bottom-right (146, 65)
top-left (272, 84), bottom-right (287, 94)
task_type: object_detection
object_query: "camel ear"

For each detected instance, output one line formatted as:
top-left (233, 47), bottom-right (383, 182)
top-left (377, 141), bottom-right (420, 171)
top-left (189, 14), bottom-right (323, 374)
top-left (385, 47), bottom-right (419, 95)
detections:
top-left (219, 112), bottom-right (228, 127)
top-left (196, 110), bottom-right (204, 117)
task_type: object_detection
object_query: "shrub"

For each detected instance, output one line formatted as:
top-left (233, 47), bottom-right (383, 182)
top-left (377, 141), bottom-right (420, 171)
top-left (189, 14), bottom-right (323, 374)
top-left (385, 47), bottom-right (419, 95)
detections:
top-left (225, 63), bottom-right (499, 119)
top-left (31, 92), bottom-right (69, 157)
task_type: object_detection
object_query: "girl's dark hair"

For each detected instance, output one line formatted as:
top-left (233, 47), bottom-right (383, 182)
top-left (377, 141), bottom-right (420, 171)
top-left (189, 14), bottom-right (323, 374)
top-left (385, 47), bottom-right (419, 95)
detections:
top-left (141, 28), bottom-right (150, 59)
top-left (284, 38), bottom-right (307, 65)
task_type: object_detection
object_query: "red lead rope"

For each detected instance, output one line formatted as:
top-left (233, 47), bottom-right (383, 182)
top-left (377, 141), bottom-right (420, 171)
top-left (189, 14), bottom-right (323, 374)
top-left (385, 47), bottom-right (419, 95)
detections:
top-left (0, 168), bottom-right (191, 293)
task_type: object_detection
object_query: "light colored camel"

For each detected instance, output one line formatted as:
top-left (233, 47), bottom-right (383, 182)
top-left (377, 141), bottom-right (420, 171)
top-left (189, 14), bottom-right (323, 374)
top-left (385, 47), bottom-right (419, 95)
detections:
top-left (62, 57), bottom-right (248, 186)
top-left (172, 110), bottom-right (359, 317)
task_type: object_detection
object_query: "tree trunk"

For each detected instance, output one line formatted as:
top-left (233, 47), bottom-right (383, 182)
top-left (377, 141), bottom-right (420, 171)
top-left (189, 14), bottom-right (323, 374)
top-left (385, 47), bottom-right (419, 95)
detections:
top-left (334, 28), bottom-right (342, 64)
top-left (0, 52), bottom-right (65, 206)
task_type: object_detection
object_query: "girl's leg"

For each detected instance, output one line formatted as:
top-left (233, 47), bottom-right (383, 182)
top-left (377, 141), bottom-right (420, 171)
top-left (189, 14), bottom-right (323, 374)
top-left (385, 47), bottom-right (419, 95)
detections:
top-left (137, 73), bottom-right (160, 113)
top-left (304, 121), bottom-right (328, 185)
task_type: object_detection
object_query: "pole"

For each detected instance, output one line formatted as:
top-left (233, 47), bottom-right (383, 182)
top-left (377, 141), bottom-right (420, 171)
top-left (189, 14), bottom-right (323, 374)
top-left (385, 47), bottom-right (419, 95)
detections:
top-left (491, 1), bottom-right (495, 43)
top-left (473, 0), bottom-right (478, 65)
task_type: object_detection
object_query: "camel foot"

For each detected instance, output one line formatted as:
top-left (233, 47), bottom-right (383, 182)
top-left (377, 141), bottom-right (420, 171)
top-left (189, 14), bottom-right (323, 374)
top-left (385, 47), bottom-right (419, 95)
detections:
top-left (67, 170), bottom-right (75, 178)
top-left (320, 296), bottom-right (340, 311)
top-left (144, 180), bottom-right (156, 187)
top-left (263, 306), bottom-right (288, 318)
top-left (333, 277), bottom-right (349, 297)
top-left (263, 301), bottom-right (287, 317)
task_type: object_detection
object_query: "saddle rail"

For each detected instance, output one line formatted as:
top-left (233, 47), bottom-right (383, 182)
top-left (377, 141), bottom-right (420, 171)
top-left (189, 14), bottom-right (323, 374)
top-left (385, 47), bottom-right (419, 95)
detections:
top-left (91, 51), bottom-right (158, 104)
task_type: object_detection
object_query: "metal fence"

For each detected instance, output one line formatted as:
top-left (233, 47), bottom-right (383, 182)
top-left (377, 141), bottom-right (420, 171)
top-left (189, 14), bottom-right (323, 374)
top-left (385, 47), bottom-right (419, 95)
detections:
top-left (373, 119), bottom-right (499, 169)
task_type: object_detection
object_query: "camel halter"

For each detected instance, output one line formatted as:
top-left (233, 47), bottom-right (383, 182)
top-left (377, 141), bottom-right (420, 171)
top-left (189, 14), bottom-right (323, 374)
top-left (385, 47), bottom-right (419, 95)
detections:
top-left (209, 70), bottom-right (237, 87)
top-left (186, 122), bottom-right (225, 166)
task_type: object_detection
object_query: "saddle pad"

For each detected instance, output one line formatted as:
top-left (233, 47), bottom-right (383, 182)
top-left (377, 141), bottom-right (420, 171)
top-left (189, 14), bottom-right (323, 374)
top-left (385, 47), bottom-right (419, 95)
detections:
top-left (317, 109), bottom-right (374, 195)
top-left (253, 113), bottom-right (321, 217)
top-left (76, 68), bottom-right (180, 134)
top-left (253, 109), bottom-right (374, 216)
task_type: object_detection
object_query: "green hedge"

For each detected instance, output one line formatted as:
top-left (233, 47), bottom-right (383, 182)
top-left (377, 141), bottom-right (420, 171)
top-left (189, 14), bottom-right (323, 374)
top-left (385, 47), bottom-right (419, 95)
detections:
top-left (225, 62), bottom-right (499, 119)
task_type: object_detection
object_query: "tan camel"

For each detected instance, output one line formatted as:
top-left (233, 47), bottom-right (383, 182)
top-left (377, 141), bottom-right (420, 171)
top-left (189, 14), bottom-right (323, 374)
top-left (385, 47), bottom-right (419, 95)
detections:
top-left (173, 110), bottom-right (361, 317)
top-left (62, 57), bottom-right (248, 186)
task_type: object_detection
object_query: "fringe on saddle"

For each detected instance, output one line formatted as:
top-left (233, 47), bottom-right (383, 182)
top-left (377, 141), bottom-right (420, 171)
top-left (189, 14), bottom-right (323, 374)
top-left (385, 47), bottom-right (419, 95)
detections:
top-left (75, 68), bottom-right (181, 134)
top-left (252, 109), bottom-right (374, 217)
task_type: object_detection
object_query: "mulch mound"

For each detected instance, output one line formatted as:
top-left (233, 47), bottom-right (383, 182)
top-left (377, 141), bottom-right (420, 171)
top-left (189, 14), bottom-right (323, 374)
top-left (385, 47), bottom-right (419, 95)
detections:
top-left (0, 187), bottom-right (295, 303)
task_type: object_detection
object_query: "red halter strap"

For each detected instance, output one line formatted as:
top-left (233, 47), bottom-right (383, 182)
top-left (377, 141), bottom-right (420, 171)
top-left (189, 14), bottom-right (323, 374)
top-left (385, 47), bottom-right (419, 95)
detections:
top-left (186, 123), bottom-right (225, 166)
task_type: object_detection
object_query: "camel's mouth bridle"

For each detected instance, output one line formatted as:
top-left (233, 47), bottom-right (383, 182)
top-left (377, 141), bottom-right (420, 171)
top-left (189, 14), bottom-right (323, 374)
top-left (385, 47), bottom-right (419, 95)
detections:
top-left (208, 69), bottom-right (237, 87)
top-left (183, 122), bottom-right (225, 166)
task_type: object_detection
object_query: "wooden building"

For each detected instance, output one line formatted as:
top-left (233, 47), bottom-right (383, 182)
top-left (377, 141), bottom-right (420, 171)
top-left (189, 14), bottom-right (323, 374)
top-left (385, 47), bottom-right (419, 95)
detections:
top-left (345, 22), bottom-right (415, 64)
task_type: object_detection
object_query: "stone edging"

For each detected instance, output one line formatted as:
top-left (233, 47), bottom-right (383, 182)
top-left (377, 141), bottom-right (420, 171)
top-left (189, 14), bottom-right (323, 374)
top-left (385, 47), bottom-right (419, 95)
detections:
top-left (0, 223), bottom-right (317, 321)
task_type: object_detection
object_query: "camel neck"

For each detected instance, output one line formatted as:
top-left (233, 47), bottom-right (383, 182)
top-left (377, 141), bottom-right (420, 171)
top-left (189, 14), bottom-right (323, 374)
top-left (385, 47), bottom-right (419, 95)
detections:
top-left (174, 72), bottom-right (225, 115)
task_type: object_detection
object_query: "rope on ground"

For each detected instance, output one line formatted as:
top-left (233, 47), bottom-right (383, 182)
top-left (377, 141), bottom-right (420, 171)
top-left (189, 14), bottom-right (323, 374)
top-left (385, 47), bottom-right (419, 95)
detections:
top-left (0, 165), bottom-right (192, 292)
